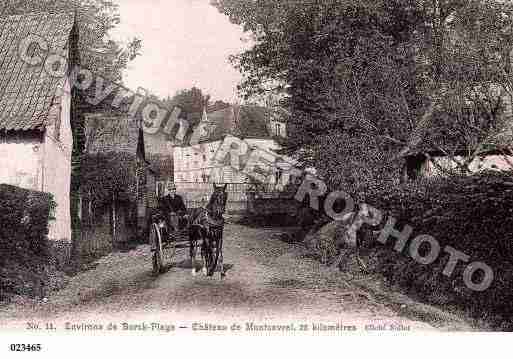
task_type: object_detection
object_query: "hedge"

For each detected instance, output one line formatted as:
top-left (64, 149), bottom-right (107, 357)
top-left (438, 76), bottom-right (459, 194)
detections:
top-left (0, 184), bottom-right (57, 299)
top-left (358, 170), bottom-right (513, 329)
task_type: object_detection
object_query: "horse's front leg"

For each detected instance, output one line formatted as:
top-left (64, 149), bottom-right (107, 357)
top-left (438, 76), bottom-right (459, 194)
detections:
top-left (201, 237), bottom-right (208, 276)
top-left (218, 236), bottom-right (225, 279)
top-left (190, 230), bottom-right (197, 276)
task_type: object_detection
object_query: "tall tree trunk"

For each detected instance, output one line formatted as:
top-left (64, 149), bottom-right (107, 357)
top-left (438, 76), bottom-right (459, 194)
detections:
top-left (112, 192), bottom-right (117, 247)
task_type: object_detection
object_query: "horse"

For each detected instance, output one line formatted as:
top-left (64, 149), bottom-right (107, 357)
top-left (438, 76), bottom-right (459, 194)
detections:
top-left (188, 183), bottom-right (228, 278)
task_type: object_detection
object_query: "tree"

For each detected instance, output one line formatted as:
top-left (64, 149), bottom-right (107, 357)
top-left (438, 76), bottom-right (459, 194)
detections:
top-left (213, 0), bottom-right (513, 191)
top-left (2, 0), bottom-right (142, 83)
top-left (165, 87), bottom-right (211, 114)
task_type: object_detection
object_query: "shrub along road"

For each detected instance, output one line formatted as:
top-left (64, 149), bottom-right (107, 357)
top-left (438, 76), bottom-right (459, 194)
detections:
top-left (0, 224), bottom-right (475, 333)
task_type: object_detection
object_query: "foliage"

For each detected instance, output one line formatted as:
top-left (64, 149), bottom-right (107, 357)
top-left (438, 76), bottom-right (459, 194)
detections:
top-left (303, 170), bottom-right (513, 328)
top-left (304, 221), bottom-right (341, 265)
top-left (164, 87), bottom-right (211, 115)
top-left (0, 184), bottom-right (59, 299)
top-left (213, 0), bottom-right (513, 175)
top-left (310, 129), bottom-right (402, 199)
top-left (80, 152), bottom-right (138, 208)
top-left (0, 184), bottom-right (55, 257)
top-left (2, 0), bottom-right (142, 83)
top-left (359, 170), bottom-right (513, 328)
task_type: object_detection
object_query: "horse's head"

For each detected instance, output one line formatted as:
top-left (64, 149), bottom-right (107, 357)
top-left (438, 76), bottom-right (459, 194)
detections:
top-left (206, 183), bottom-right (228, 219)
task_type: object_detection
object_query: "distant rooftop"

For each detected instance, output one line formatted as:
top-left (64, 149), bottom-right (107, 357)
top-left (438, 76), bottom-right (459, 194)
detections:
top-left (183, 105), bottom-right (272, 145)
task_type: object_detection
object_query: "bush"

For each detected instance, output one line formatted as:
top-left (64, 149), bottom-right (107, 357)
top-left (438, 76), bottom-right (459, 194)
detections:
top-left (0, 184), bottom-right (57, 300)
top-left (304, 221), bottom-right (339, 264)
top-left (358, 170), bottom-right (513, 329)
top-left (310, 131), bottom-right (402, 202)
top-left (0, 184), bottom-right (55, 256)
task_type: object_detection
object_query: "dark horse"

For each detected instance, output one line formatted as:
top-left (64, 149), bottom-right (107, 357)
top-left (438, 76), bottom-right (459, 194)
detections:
top-left (188, 183), bottom-right (228, 278)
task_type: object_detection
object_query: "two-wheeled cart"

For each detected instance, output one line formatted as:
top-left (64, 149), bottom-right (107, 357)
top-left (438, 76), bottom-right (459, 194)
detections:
top-left (149, 212), bottom-right (189, 274)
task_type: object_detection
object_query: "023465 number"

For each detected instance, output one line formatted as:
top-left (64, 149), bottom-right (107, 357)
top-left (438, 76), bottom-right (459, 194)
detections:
top-left (9, 344), bottom-right (42, 352)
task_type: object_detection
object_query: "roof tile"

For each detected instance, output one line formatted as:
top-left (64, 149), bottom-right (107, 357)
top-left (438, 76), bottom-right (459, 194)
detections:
top-left (0, 12), bottom-right (74, 131)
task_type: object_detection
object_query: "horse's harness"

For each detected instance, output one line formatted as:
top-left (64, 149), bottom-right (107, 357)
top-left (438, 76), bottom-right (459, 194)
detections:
top-left (190, 208), bottom-right (224, 239)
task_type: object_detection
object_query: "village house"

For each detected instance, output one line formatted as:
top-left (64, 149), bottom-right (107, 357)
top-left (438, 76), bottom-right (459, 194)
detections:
top-left (0, 12), bottom-right (79, 261)
top-left (264, 95), bottom-right (289, 139)
top-left (173, 104), bottom-right (292, 188)
top-left (401, 89), bottom-right (513, 181)
top-left (266, 107), bottom-right (288, 139)
top-left (171, 104), bottom-right (297, 214)
top-left (404, 148), bottom-right (513, 180)
top-left (81, 113), bottom-right (157, 253)
top-left (143, 105), bottom-right (181, 197)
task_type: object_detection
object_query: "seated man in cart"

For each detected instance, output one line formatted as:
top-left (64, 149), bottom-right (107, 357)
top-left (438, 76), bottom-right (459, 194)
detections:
top-left (158, 181), bottom-right (188, 235)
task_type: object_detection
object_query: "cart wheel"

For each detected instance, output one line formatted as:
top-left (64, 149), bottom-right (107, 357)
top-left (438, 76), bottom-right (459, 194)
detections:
top-left (151, 224), bottom-right (164, 274)
top-left (152, 252), bottom-right (163, 275)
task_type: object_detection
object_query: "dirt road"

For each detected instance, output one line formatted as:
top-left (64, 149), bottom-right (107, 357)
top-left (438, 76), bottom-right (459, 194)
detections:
top-left (0, 224), bottom-right (472, 333)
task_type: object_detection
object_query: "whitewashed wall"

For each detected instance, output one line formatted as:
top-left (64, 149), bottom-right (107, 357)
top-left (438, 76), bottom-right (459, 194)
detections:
top-left (42, 78), bottom-right (73, 243)
top-left (0, 137), bottom-right (43, 190)
top-left (0, 78), bottom-right (73, 243)
top-left (173, 138), bottom-right (293, 189)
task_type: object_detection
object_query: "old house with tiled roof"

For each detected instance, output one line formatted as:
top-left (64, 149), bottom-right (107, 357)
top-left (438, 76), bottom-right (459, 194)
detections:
top-left (400, 92), bottom-right (513, 181)
top-left (0, 12), bottom-right (79, 254)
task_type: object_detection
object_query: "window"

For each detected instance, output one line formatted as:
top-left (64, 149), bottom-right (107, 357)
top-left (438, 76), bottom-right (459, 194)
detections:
top-left (155, 181), bottom-right (166, 198)
top-left (275, 123), bottom-right (281, 137)
top-left (26, 42), bottom-right (38, 58)
top-left (276, 169), bottom-right (283, 184)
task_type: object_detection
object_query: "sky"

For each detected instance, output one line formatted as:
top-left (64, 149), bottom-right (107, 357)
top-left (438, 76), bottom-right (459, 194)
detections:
top-left (111, 0), bottom-right (249, 103)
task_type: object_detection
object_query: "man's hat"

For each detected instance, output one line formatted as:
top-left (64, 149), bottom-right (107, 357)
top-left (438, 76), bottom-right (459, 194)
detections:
top-left (166, 181), bottom-right (176, 190)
